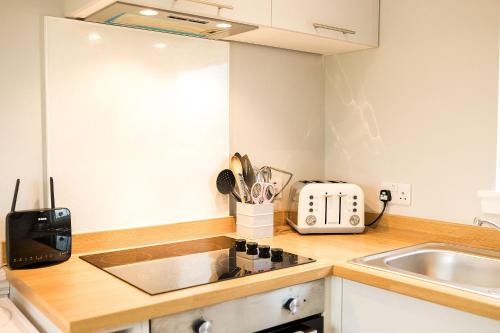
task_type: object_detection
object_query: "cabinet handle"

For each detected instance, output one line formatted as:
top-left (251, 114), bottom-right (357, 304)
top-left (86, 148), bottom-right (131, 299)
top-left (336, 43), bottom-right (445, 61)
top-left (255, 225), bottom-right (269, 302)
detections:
top-left (313, 23), bottom-right (356, 35)
top-left (175, 0), bottom-right (234, 12)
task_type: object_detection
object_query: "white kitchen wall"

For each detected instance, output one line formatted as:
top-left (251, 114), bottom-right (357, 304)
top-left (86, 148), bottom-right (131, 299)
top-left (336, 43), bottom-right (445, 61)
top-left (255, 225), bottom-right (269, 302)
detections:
top-left (324, 0), bottom-right (500, 223)
top-left (45, 17), bottom-right (230, 233)
top-left (229, 43), bottom-right (325, 211)
top-left (2, 0), bottom-right (499, 244)
top-left (0, 2), bottom-right (324, 240)
top-left (0, 0), bottom-right (64, 243)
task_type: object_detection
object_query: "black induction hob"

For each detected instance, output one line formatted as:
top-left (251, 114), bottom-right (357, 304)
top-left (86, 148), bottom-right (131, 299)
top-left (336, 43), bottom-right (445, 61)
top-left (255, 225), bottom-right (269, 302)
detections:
top-left (80, 236), bottom-right (315, 295)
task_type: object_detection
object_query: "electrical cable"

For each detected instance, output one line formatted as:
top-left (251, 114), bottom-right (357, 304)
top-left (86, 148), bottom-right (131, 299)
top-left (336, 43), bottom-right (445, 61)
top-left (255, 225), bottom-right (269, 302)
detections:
top-left (365, 200), bottom-right (388, 227)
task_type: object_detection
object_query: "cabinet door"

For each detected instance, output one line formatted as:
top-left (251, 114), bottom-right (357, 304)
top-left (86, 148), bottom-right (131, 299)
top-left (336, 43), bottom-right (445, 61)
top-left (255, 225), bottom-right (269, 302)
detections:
top-left (163, 0), bottom-right (271, 26)
top-left (341, 279), bottom-right (500, 333)
top-left (219, 0), bottom-right (271, 26)
top-left (272, 0), bottom-right (379, 46)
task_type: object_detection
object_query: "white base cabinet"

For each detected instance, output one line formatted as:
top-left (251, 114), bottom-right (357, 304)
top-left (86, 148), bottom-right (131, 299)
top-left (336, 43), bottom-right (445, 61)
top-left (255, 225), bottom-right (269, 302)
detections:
top-left (326, 278), bottom-right (499, 333)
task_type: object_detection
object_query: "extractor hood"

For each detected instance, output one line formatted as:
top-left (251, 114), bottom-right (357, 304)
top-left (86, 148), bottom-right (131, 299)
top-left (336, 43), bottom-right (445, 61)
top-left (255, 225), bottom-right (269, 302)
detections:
top-left (78, 1), bottom-right (257, 39)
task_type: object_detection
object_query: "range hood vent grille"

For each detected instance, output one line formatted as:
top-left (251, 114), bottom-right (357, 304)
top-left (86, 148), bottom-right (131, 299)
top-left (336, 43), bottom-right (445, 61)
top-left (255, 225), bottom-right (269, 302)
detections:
top-left (167, 15), bottom-right (209, 25)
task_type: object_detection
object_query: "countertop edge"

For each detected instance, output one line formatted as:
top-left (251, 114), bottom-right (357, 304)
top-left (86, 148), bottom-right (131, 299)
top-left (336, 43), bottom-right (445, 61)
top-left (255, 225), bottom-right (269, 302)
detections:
top-left (332, 263), bottom-right (500, 321)
top-left (8, 275), bottom-right (71, 332)
top-left (65, 262), bottom-right (333, 333)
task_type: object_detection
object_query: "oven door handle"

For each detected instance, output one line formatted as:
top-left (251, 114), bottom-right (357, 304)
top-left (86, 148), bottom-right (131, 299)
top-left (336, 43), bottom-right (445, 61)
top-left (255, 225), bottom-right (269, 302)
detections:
top-left (267, 318), bottom-right (322, 333)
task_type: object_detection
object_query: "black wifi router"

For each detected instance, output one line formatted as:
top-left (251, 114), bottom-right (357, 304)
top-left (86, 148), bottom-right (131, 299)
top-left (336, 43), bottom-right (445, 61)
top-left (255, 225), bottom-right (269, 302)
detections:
top-left (5, 178), bottom-right (72, 269)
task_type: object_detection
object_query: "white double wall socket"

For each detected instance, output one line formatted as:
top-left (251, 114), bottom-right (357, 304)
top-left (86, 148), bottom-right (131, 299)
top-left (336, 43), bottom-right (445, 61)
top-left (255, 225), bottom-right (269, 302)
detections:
top-left (381, 182), bottom-right (411, 206)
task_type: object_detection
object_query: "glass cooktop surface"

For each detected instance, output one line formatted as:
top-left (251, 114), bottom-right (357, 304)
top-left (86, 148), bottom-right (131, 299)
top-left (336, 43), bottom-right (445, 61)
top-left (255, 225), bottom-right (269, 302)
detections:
top-left (80, 236), bottom-right (315, 295)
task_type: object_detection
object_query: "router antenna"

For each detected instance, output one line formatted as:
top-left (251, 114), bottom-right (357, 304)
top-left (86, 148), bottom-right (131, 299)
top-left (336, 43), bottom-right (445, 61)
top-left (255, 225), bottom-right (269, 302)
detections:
top-left (50, 177), bottom-right (55, 209)
top-left (11, 179), bottom-right (20, 212)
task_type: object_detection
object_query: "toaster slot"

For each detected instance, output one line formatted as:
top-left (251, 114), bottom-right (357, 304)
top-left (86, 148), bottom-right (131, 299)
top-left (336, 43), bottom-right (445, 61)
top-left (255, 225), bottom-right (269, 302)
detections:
top-left (325, 192), bottom-right (340, 224)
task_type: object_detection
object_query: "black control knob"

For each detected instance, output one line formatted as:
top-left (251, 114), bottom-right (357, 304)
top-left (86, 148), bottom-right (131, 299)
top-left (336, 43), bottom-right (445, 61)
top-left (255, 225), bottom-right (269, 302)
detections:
top-left (258, 245), bottom-right (271, 258)
top-left (192, 320), bottom-right (213, 333)
top-left (284, 298), bottom-right (300, 315)
top-left (271, 248), bottom-right (283, 262)
top-left (234, 239), bottom-right (246, 252)
top-left (246, 242), bottom-right (258, 255)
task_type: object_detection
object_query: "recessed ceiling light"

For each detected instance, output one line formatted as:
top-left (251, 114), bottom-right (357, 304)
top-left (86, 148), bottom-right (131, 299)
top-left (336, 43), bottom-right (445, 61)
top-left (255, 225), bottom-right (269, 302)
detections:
top-left (88, 33), bottom-right (102, 41)
top-left (154, 43), bottom-right (167, 49)
top-left (140, 9), bottom-right (159, 16)
top-left (215, 23), bottom-right (232, 29)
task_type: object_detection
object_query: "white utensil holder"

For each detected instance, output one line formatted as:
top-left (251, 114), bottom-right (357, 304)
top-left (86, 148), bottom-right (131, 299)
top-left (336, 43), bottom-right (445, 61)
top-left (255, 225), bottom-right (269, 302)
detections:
top-left (236, 202), bottom-right (274, 239)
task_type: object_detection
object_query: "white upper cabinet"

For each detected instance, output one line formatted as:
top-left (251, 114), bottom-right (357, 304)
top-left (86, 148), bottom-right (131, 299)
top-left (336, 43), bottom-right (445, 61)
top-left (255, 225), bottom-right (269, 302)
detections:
top-left (227, 0), bottom-right (379, 54)
top-left (272, 0), bottom-right (379, 47)
top-left (65, 0), bottom-right (378, 54)
top-left (164, 0), bottom-right (271, 26)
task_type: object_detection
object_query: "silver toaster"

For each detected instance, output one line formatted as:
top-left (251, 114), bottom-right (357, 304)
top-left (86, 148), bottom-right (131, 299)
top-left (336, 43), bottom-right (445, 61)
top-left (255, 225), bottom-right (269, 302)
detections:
top-left (287, 181), bottom-right (365, 234)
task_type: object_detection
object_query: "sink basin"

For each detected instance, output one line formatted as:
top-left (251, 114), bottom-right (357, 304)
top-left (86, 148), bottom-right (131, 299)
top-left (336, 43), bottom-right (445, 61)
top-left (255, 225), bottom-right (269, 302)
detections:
top-left (350, 243), bottom-right (500, 298)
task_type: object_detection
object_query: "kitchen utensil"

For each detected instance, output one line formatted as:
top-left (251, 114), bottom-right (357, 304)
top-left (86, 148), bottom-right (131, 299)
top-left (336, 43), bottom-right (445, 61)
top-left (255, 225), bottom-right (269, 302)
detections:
top-left (255, 169), bottom-right (264, 183)
top-left (241, 155), bottom-right (256, 189)
top-left (250, 182), bottom-right (275, 204)
top-left (216, 169), bottom-right (241, 202)
top-left (257, 166), bottom-right (272, 183)
top-left (231, 155), bottom-right (250, 203)
top-left (255, 166), bottom-right (293, 202)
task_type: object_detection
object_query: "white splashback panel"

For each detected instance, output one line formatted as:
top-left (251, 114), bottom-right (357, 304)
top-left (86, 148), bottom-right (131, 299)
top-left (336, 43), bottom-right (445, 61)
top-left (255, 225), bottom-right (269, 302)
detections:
top-left (44, 17), bottom-right (229, 233)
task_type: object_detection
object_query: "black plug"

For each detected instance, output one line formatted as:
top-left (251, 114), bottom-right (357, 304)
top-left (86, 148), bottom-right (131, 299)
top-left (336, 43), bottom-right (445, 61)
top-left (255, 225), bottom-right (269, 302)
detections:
top-left (379, 189), bottom-right (392, 203)
top-left (365, 190), bottom-right (392, 228)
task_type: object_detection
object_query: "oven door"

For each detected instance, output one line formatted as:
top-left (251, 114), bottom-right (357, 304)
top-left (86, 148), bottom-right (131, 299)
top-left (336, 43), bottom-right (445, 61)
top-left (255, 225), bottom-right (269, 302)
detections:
top-left (257, 315), bottom-right (324, 333)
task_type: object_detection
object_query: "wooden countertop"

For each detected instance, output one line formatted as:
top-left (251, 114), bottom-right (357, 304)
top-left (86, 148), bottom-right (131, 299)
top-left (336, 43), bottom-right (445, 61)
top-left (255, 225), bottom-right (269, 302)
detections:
top-left (5, 215), bottom-right (500, 332)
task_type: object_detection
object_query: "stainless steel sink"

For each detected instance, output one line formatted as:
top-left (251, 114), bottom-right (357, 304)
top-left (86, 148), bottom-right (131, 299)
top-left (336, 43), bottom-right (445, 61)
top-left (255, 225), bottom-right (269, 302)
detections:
top-left (350, 243), bottom-right (500, 298)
